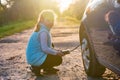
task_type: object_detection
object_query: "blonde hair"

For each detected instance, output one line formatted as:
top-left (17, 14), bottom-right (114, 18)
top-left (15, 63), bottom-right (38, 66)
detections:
top-left (34, 10), bottom-right (56, 32)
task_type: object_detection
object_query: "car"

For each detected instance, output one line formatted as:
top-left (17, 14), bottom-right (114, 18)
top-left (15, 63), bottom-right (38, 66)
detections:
top-left (79, 0), bottom-right (120, 77)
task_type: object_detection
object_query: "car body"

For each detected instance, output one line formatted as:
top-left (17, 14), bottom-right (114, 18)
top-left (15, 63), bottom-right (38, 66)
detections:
top-left (79, 0), bottom-right (120, 77)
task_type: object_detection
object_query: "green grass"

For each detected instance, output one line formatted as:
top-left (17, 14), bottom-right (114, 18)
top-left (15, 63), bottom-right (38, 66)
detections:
top-left (0, 20), bottom-right (35, 38)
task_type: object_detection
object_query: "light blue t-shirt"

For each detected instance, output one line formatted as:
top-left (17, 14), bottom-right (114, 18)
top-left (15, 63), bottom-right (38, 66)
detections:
top-left (26, 24), bottom-right (52, 66)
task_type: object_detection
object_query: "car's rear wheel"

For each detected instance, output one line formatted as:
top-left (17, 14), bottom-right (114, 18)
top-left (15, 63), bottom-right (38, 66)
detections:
top-left (80, 25), bottom-right (106, 77)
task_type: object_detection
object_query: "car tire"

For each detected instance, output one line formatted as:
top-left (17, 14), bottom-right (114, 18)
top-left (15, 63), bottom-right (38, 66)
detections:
top-left (79, 25), bottom-right (106, 77)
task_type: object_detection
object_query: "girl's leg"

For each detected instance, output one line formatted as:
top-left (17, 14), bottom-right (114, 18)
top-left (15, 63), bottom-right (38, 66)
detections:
top-left (30, 66), bottom-right (41, 75)
top-left (31, 54), bottom-right (62, 74)
top-left (40, 54), bottom-right (62, 69)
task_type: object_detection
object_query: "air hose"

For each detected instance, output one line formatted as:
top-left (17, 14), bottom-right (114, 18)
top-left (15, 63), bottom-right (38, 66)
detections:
top-left (62, 44), bottom-right (80, 55)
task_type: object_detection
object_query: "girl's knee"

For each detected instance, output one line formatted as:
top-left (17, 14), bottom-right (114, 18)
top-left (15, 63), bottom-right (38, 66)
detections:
top-left (57, 57), bottom-right (62, 65)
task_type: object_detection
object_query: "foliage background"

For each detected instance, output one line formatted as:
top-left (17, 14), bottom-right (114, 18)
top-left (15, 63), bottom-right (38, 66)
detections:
top-left (0, 0), bottom-right (89, 38)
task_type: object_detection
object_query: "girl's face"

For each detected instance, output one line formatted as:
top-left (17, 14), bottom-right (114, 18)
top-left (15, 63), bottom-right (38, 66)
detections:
top-left (44, 18), bottom-right (54, 28)
top-left (40, 11), bottom-right (55, 28)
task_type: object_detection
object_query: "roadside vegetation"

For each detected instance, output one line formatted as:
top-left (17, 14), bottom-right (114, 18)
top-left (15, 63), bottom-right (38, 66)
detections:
top-left (0, 20), bottom-right (35, 38)
top-left (0, 0), bottom-right (89, 39)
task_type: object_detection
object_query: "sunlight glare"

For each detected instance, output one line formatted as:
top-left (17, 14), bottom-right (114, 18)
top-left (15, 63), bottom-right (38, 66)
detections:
top-left (1, 0), bottom-right (7, 5)
top-left (55, 0), bottom-right (73, 13)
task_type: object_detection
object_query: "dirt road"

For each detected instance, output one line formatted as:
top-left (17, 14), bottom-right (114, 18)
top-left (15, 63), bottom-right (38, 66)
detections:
top-left (0, 22), bottom-right (119, 80)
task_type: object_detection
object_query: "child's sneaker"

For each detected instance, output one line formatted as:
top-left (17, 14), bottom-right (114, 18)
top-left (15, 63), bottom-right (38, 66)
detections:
top-left (30, 66), bottom-right (42, 76)
top-left (43, 68), bottom-right (59, 74)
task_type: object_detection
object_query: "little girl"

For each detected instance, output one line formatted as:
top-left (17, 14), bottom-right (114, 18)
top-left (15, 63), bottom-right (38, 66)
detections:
top-left (26, 10), bottom-right (64, 76)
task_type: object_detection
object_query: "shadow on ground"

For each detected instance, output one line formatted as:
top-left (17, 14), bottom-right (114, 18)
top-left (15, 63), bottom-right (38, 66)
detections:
top-left (0, 39), bottom-right (20, 43)
top-left (87, 76), bottom-right (107, 80)
top-left (35, 74), bottom-right (60, 80)
top-left (34, 75), bottom-right (107, 80)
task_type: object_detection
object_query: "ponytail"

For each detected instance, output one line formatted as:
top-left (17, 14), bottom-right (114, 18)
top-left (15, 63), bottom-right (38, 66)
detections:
top-left (34, 13), bottom-right (42, 32)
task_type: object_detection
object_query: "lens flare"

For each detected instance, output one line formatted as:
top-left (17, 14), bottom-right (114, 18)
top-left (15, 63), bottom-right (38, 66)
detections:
top-left (55, 0), bottom-right (73, 13)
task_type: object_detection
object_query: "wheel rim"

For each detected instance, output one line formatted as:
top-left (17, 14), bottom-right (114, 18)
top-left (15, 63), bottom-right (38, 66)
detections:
top-left (81, 38), bottom-right (90, 70)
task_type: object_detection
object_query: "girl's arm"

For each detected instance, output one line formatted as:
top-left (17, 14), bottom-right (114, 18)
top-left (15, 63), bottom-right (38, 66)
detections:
top-left (40, 31), bottom-right (58, 55)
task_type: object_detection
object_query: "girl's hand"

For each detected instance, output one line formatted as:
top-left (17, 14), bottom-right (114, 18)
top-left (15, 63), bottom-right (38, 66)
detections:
top-left (56, 51), bottom-right (64, 57)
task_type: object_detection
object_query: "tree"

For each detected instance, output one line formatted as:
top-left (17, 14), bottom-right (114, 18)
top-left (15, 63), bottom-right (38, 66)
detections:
top-left (0, 0), bottom-right (60, 25)
top-left (62, 0), bottom-right (89, 20)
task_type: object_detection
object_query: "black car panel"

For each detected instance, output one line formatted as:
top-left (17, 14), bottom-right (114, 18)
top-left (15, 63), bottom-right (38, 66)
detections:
top-left (80, 0), bottom-right (120, 75)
